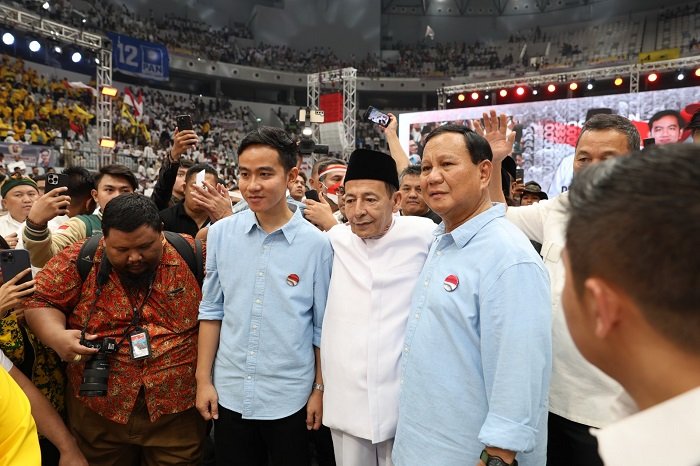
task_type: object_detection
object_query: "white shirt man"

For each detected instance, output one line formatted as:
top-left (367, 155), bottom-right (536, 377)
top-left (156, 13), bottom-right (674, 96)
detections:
top-left (321, 149), bottom-right (435, 466)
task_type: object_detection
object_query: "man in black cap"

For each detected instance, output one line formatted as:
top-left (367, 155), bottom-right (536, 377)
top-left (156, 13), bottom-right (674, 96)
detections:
top-left (320, 149), bottom-right (436, 466)
top-left (520, 181), bottom-right (548, 206)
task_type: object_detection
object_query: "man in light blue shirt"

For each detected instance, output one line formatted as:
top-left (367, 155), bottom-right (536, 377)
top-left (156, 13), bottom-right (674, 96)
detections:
top-left (196, 126), bottom-right (333, 466)
top-left (393, 124), bottom-right (552, 466)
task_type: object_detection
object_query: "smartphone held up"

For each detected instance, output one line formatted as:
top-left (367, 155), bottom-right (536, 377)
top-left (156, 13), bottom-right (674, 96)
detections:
top-left (363, 106), bottom-right (391, 128)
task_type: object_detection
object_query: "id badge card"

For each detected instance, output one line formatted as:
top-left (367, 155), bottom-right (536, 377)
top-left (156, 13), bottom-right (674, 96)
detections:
top-left (129, 328), bottom-right (152, 360)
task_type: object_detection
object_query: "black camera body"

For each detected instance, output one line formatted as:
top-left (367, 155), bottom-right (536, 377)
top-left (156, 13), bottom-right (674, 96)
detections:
top-left (79, 337), bottom-right (117, 397)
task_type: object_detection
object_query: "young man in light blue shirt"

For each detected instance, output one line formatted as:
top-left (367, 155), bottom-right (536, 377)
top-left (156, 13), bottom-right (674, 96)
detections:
top-left (393, 125), bottom-right (552, 466)
top-left (195, 126), bottom-right (333, 466)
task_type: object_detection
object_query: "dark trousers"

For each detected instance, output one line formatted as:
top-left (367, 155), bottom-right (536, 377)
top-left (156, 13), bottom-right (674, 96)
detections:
top-left (308, 425), bottom-right (336, 466)
top-left (547, 412), bottom-right (604, 466)
top-left (214, 405), bottom-right (311, 466)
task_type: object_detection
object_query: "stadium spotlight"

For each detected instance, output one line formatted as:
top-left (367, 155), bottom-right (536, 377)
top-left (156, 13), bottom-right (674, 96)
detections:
top-left (676, 71), bottom-right (685, 81)
top-left (71, 52), bottom-right (82, 63)
top-left (547, 84), bottom-right (556, 93)
top-left (515, 86), bottom-right (525, 96)
top-left (446, 98), bottom-right (451, 103)
top-left (569, 82), bottom-right (578, 91)
top-left (95, 57), bottom-right (100, 64)
top-left (457, 93), bottom-right (466, 102)
top-left (484, 94), bottom-right (490, 100)
top-left (99, 137), bottom-right (116, 149)
top-left (301, 126), bottom-right (313, 137)
top-left (499, 89), bottom-right (507, 98)
top-left (29, 40), bottom-right (41, 52)
top-left (54, 45), bottom-right (62, 53)
top-left (101, 86), bottom-right (118, 97)
top-left (532, 89), bottom-right (539, 95)
top-left (647, 72), bottom-right (658, 83)
top-left (471, 92), bottom-right (479, 101)
top-left (586, 81), bottom-right (594, 90)
top-left (614, 77), bottom-right (623, 86)
top-left (42, 2), bottom-right (50, 10)
top-left (2, 33), bottom-right (14, 46)
top-left (695, 68), bottom-right (700, 77)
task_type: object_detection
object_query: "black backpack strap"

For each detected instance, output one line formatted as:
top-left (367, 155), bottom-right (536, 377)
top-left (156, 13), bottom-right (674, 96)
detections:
top-left (77, 233), bottom-right (103, 282)
top-left (164, 231), bottom-right (203, 287)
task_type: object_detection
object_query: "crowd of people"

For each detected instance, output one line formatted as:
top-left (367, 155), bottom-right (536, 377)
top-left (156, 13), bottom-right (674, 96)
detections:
top-left (11, 0), bottom-right (688, 78)
top-left (0, 102), bottom-right (698, 466)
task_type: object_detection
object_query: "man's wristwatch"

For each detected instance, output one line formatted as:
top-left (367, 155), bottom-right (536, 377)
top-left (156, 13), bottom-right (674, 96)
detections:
top-left (312, 383), bottom-right (324, 392)
top-left (480, 449), bottom-right (517, 466)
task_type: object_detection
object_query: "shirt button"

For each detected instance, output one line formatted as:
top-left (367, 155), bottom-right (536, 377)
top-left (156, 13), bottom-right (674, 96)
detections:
top-left (404, 346), bottom-right (409, 353)
top-left (255, 299), bottom-right (261, 304)
top-left (258, 272), bottom-right (264, 277)
top-left (247, 375), bottom-right (252, 380)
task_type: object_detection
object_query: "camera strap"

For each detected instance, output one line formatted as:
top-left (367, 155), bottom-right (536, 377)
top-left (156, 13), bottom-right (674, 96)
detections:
top-left (79, 257), bottom-right (155, 360)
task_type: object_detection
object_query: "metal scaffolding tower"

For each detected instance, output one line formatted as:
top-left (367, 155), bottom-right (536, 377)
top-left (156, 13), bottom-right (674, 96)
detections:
top-left (307, 67), bottom-right (357, 158)
top-left (0, 4), bottom-right (112, 144)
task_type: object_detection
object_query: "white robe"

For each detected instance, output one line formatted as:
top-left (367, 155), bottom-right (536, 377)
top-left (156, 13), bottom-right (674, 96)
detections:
top-left (321, 216), bottom-right (435, 443)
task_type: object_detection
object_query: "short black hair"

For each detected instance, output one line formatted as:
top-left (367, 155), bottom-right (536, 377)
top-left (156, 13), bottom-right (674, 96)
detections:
top-left (94, 164), bottom-right (138, 191)
top-left (179, 159), bottom-right (194, 170)
top-left (566, 144), bottom-right (700, 352)
top-left (576, 114), bottom-right (640, 153)
top-left (399, 165), bottom-right (421, 184)
top-left (648, 109), bottom-right (685, 131)
top-left (62, 166), bottom-right (94, 200)
top-left (238, 126), bottom-right (297, 172)
top-left (423, 124), bottom-right (493, 164)
top-left (102, 193), bottom-right (163, 237)
top-left (185, 164), bottom-right (218, 184)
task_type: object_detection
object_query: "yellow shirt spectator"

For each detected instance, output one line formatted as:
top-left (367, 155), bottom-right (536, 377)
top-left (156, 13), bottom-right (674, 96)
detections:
top-left (0, 118), bottom-right (10, 138)
top-left (23, 105), bottom-right (35, 122)
top-left (13, 105), bottom-right (24, 122)
top-left (0, 352), bottom-right (41, 466)
top-left (13, 120), bottom-right (27, 140)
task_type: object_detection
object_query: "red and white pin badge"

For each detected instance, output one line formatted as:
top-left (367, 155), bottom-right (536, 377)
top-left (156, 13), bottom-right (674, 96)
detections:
top-left (286, 274), bottom-right (300, 287)
top-left (443, 275), bottom-right (459, 292)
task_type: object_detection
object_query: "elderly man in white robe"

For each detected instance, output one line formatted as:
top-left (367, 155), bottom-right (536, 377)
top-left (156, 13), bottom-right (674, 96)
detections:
top-left (320, 149), bottom-right (435, 466)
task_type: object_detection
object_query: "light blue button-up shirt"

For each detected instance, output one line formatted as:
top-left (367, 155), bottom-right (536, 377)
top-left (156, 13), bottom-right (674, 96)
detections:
top-left (199, 205), bottom-right (333, 420)
top-left (393, 204), bottom-right (552, 466)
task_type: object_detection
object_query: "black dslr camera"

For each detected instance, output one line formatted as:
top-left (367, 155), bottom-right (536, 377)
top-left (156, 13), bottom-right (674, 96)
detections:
top-left (79, 337), bottom-right (117, 397)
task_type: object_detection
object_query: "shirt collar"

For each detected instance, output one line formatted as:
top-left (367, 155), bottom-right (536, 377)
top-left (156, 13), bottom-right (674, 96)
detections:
top-left (434, 203), bottom-right (505, 248)
top-left (592, 387), bottom-right (700, 465)
top-left (243, 203), bottom-right (302, 245)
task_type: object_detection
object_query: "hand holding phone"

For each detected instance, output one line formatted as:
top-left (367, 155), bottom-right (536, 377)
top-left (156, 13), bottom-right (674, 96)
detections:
top-left (45, 173), bottom-right (71, 194)
top-left (363, 106), bottom-right (391, 128)
top-left (0, 249), bottom-right (33, 286)
top-left (195, 170), bottom-right (206, 188)
top-left (304, 189), bottom-right (321, 202)
top-left (176, 114), bottom-right (194, 131)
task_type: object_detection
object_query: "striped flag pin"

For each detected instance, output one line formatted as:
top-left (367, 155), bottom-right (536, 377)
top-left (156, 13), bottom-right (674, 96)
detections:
top-left (286, 273), bottom-right (300, 287)
top-left (443, 275), bottom-right (459, 292)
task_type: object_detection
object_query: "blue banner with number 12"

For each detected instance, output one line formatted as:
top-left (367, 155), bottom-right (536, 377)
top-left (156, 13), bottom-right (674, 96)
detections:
top-left (107, 32), bottom-right (170, 82)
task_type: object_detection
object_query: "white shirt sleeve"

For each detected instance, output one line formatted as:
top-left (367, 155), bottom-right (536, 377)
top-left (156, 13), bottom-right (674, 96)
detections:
top-left (504, 200), bottom-right (550, 244)
top-left (1, 350), bottom-right (13, 372)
